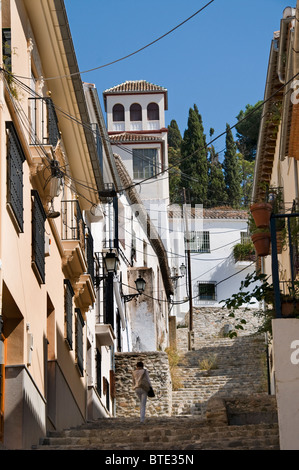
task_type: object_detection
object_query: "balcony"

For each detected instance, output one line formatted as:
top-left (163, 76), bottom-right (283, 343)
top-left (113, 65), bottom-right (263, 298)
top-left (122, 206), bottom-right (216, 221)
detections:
top-left (28, 96), bottom-right (60, 148)
top-left (61, 200), bottom-right (96, 309)
top-left (233, 241), bottom-right (256, 265)
top-left (95, 324), bottom-right (115, 348)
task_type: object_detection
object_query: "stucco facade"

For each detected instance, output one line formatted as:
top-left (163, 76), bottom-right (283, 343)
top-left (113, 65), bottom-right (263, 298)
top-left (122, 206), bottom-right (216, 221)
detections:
top-left (251, 2), bottom-right (299, 450)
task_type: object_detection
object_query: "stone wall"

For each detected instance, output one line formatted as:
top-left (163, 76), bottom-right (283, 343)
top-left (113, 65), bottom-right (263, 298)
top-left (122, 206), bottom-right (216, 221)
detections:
top-left (177, 307), bottom-right (263, 350)
top-left (115, 351), bottom-right (172, 418)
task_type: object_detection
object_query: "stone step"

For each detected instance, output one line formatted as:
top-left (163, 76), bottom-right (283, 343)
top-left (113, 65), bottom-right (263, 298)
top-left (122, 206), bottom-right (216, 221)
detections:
top-left (34, 418), bottom-right (279, 451)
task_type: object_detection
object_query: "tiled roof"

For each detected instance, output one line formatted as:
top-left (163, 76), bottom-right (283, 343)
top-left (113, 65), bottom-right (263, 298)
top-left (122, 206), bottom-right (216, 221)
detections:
top-left (169, 207), bottom-right (248, 220)
top-left (203, 208), bottom-right (248, 219)
top-left (103, 80), bottom-right (167, 94)
top-left (109, 132), bottom-right (163, 144)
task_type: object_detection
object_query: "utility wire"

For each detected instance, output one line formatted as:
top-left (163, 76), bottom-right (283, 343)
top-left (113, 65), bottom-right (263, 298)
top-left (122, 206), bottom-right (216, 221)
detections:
top-left (12, 1), bottom-right (215, 81)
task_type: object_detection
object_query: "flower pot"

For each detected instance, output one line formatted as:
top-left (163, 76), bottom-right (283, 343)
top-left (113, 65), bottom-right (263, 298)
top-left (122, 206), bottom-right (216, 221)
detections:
top-left (281, 300), bottom-right (299, 317)
top-left (250, 203), bottom-right (272, 228)
top-left (251, 232), bottom-right (271, 257)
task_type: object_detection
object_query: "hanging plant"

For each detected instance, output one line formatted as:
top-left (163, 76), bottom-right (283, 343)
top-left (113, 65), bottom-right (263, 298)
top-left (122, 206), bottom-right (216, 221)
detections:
top-left (250, 202), bottom-right (272, 228)
top-left (251, 229), bottom-right (271, 257)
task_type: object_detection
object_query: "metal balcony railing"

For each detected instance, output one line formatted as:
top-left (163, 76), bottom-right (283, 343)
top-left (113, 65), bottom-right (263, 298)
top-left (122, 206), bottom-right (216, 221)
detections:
top-left (28, 97), bottom-right (60, 147)
top-left (61, 200), bottom-right (95, 281)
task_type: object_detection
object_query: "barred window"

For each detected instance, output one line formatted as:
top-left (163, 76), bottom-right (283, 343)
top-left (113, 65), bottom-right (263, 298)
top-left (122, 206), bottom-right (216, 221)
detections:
top-left (6, 122), bottom-right (26, 232)
top-left (75, 308), bottom-right (84, 376)
top-left (31, 190), bottom-right (46, 283)
top-left (198, 282), bottom-right (216, 300)
top-left (45, 97), bottom-right (60, 147)
top-left (64, 280), bottom-right (74, 349)
top-left (2, 29), bottom-right (11, 71)
top-left (186, 231), bottom-right (210, 253)
top-left (240, 231), bottom-right (250, 244)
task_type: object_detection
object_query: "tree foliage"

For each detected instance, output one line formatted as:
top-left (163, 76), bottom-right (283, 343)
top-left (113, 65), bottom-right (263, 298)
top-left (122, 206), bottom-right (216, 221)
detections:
top-left (235, 101), bottom-right (262, 161)
top-left (167, 120), bottom-right (182, 203)
top-left (223, 124), bottom-right (242, 208)
top-left (180, 105), bottom-right (208, 205)
top-left (207, 142), bottom-right (227, 207)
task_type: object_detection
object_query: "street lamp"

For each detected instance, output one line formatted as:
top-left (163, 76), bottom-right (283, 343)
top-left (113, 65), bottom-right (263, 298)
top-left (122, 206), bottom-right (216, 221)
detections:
top-left (123, 275), bottom-right (146, 303)
top-left (103, 251), bottom-right (118, 274)
top-left (171, 263), bottom-right (186, 289)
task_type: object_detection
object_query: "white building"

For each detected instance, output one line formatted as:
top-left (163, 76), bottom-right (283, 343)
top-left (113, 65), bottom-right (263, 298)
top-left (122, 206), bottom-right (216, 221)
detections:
top-left (169, 207), bottom-right (258, 323)
top-left (103, 80), bottom-right (171, 252)
top-left (82, 82), bottom-right (173, 419)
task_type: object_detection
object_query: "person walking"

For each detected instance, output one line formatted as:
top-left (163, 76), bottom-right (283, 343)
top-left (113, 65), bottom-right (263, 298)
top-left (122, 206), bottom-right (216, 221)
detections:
top-left (132, 361), bottom-right (152, 423)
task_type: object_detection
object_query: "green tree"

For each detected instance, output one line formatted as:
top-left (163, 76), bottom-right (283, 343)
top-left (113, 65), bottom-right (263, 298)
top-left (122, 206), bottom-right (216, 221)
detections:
top-left (223, 124), bottom-right (242, 208)
top-left (180, 105), bottom-right (208, 205)
top-left (168, 120), bottom-right (182, 203)
top-left (235, 101), bottom-right (263, 161)
top-left (207, 145), bottom-right (227, 207)
top-left (168, 119), bottom-right (182, 150)
top-left (238, 153), bottom-right (255, 208)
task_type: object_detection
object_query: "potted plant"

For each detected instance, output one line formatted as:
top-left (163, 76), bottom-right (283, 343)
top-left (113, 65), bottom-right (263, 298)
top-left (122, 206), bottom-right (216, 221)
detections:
top-left (233, 241), bottom-right (256, 262)
top-left (250, 201), bottom-right (272, 228)
top-left (251, 229), bottom-right (271, 257)
top-left (248, 213), bottom-right (271, 257)
top-left (280, 281), bottom-right (299, 317)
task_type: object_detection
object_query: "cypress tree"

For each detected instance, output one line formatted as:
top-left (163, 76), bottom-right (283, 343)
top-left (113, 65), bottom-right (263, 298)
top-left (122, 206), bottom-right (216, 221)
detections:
top-left (180, 105), bottom-right (208, 205)
top-left (168, 119), bottom-right (182, 150)
top-left (168, 120), bottom-right (182, 203)
top-left (207, 144), bottom-right (227, 207)
top-left (223, 123), bottom-right (242, 208)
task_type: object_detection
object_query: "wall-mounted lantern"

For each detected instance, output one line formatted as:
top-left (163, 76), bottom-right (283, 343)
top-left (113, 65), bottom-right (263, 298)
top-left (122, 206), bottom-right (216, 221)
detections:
top-left (123, 275), bottom-right (146, 303)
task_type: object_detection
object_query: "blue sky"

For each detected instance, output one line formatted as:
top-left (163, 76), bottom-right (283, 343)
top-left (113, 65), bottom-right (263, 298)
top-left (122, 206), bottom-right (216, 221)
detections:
top-left (65, 0), bottom-right (289, 155)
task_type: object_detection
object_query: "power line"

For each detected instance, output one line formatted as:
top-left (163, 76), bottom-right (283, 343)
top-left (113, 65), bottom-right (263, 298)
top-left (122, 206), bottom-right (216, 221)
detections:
top-left (12, 1), bottom-right (215, 82)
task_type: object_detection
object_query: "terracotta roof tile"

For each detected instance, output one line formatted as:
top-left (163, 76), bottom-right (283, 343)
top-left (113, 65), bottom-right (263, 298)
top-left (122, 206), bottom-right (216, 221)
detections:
top-left (103, 80), bottom-right (167, 94)
top-left (169, 207), bottom-right (248, 220)
top-left (109, 132), bottom-right (163, 144)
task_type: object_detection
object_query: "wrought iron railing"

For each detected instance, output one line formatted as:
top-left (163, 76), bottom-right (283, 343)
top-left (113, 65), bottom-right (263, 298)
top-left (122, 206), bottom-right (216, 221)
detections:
top-left (61, 200), bottom-right (95, 281)
top-left (28, 97), bottom-right (60, 147)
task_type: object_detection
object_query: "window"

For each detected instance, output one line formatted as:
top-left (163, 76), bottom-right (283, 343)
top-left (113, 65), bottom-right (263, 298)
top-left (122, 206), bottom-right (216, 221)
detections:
top-left (147, 102), bottom-right (159, 120)
top-left (96, 349), bottom-right (102, 395)
top-left (130, 103), bottom-right (142, 121)
top-left (116, 310), bottom-right (122, 352)
top-left (198, 282), bottom-right (216, 300)
top-left (113, 104), bottom-right (124, 121)
top-left (240, 231), bottom-right (250, 244)
top-left (31, 190), bottom-right (46, 283)
top-left (186, 231), bottom-right (210, 253)
top-left (133, 148), bottom-right (157, 179)
top-left (75, 308), bottom-right (84, 376)
top-left (64, 280), bottom-right (74, 349)
top-left (2, 29), bottom-right (11, 71)
top-left (6, 122), bottom-right (26, 232)
top-left (45, 98), bottom-right (60, 147)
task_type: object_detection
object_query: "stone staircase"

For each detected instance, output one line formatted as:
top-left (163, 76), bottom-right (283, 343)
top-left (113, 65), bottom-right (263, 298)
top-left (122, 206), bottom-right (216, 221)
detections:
top-left (33, 309), bottom-right (280, 450)
top-left (33, 415), bottom-right (279, 450)
top-left (172, 332), bottom-right (268, 418)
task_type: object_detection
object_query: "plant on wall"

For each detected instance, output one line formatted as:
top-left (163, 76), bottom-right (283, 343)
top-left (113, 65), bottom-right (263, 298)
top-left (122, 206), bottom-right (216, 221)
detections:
top-left (222, 271), bottom-right (299, 338)
top-left (221, 272), bottom-right (275, 337)
top-left (233, 240), bottom-right (255, 262)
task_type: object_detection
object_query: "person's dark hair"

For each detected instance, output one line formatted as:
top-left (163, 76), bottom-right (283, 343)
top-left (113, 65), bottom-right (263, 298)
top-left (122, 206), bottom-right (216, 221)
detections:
top-left (137, 361), bottom-right (144, 368)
